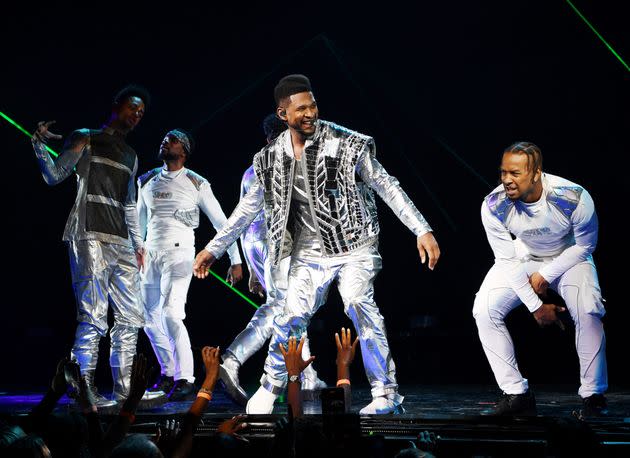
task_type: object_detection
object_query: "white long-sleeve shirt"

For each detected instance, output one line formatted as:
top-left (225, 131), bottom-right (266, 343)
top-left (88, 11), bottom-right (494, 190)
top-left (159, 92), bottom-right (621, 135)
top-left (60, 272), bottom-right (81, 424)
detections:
top-left (137, 166), bottom-right (241, 264)
top-left (481, 173), bottom-right (598, 312)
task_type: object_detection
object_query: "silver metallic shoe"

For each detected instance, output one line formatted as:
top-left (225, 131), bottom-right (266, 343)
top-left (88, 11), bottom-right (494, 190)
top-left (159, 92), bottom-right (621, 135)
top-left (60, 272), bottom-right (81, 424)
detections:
top-left (218, 356), bottom-right (249, 406)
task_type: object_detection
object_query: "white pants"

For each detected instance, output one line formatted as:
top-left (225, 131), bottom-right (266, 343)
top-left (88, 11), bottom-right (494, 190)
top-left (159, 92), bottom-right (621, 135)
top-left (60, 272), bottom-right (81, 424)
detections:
top-left (473, 258), bottom-right (607, 398)
top-left (141, 246), bottom-right (195, 382)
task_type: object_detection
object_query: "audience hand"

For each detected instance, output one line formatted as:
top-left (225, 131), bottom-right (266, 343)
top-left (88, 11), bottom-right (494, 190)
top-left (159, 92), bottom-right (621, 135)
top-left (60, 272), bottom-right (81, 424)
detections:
top-left (279, 336), bottom-right (315, 377)
top-left (217, 415), bottom-right (248, 442)
top-left (202, 346), bottom-right (220, 390)
top-left (335, 327), bottom-right (359, 369)
top-left (50, 357), bottom-right (69, 395)
top-left (123, 354), bottom-right (150, 412)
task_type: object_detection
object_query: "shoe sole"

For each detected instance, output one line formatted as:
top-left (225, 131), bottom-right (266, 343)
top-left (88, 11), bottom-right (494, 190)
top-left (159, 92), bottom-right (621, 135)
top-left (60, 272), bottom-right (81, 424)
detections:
top-left (219, 366), bottom-right (249, 406)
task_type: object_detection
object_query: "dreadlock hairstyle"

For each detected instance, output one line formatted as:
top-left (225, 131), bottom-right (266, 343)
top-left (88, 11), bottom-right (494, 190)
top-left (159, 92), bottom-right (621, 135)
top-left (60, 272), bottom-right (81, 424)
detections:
top-left (504, 141), bottom-right (543, 173)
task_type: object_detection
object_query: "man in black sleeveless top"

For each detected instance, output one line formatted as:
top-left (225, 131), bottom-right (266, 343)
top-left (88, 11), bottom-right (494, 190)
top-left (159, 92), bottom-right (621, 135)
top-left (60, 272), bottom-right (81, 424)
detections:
top-left (32, 85), bottom-right (160, 407)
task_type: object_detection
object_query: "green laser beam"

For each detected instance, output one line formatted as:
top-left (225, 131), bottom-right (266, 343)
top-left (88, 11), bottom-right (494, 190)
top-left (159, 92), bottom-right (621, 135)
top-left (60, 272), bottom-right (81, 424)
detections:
top-left (0, 110), bottom-right (59, 157)
top-left (565, 0), bottom-right (630, 73)
top-left (207, 268), bottom-right (260, 310)
top-left (3, 109), bottom-right (260, 311)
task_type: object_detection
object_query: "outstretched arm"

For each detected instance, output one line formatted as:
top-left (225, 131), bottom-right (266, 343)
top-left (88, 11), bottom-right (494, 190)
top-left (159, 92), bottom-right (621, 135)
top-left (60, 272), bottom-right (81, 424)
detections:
top-left (32, 122), bottom-right (88, 185)
top-left (194, 177), bottom-right (264, 279)
top-left (199, 181), bottom-right (243, 267)
top-left (356, 140), bottom-right (440, 269)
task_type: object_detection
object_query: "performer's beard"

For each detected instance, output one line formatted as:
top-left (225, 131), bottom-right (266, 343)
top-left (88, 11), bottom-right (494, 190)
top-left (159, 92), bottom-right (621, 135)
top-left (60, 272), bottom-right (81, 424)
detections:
top-left (159, 150), bottom-right (178, 161)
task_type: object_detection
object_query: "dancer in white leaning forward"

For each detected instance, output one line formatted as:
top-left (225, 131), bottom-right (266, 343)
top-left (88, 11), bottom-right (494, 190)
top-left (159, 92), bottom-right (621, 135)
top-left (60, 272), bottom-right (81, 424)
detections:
top-left (474, 141), bottom-right (608, 417)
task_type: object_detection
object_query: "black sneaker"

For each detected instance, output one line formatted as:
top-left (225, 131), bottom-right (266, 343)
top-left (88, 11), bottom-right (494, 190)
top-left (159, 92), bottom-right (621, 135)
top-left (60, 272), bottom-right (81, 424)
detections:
top-left (581, 394), bottom-right (608, 417)
top-left (168, 380), bottom-right (197, 401)
top-left (485, 390), bottom-right (537, 416)
top-left (149, 374), bottom-right (175, 394)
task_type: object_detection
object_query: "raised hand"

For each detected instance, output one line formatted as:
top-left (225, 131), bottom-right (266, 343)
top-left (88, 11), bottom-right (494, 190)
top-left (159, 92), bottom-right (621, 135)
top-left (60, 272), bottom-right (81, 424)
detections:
top-left (217, 414), bottom-right (248, 442)
top-left (193, 250), bottom-right (216, 279)
top-left (533, 303), bottom-right (566, 330)
top-left (65, 360), bottom-right (96, 412)
top-left (124, 354), bottom-right (150, 412)
top-left (201, 346), bottom-right (220, 389)
top-left (335, 327), bottom-right (360, 369)
top-left (51, 357), bottom-right (70, 395)
top-left (226, 264), bottom-right (243, 286)
top-left (33, 120), bottom-right (63, 143)
top-left (279, 336), bottom-right (315, 377)
top-left (417, 232), bottom-right (440, 270)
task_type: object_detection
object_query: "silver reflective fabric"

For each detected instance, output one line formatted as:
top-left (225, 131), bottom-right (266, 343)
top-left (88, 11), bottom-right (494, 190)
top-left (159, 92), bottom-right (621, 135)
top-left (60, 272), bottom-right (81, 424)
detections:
top-left (225, 257), bottom-right (290, 364)
top-left (68, 240), bottom-right (144, 391)
top-left (241, 239), bottom-right (267, 288)
top-left (32, 128), bottom-right (143, 250)
top-left (263, 243), bottom-right (401, 400)
top-left (206, 120), bottom-right (432, 267)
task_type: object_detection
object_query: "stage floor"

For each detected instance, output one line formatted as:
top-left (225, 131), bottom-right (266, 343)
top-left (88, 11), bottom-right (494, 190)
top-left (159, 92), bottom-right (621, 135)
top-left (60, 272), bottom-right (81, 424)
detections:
top-left (2, 384), bottom-right (630, 418)
top-left (3, 385), bottom-right (630, 456)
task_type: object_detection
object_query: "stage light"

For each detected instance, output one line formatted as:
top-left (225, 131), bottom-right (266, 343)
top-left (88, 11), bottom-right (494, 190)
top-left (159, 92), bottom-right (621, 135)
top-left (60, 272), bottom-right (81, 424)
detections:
top-left (565, 0), bottom-right (630, 73)
top-left (1, 109), bottom-right (261, 311)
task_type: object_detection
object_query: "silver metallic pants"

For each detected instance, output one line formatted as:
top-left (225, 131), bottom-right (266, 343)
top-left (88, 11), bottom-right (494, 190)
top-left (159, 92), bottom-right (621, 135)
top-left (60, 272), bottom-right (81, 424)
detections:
top-left (226, 254), bottom-right (319, 381)
top-left (473, 258), bottom-right (607, 398)
top-left (141, 247), bottom-right (195, 382)
top-left (241, 238), bottom-right (267, 288)
top-left (263, 243), bottom-right (400, 400)
top-left (68, 240), bottom-right (144, 394)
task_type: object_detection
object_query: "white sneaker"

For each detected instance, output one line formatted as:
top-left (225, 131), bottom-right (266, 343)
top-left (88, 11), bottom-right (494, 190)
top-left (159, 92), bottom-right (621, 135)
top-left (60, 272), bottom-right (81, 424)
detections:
top-left (359, 397), bottom-right (405, 415)
top-left (246, 386), bottom-right (278, 414)
top-left (302, 377), bottom-right (327, 391)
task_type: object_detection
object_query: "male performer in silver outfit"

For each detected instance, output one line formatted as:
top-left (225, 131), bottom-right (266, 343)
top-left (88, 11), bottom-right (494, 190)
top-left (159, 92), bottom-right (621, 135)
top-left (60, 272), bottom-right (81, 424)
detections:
top-left (31, 86), bottom-right (160, 407)
top-left (219, 114), bottom-right (325, 406)
top-left (474, 142), bottom-right (608, 416)
top-left (194, 75), bottom-right (440, 414)
top-left (137, 129), bottom-right (242, 401)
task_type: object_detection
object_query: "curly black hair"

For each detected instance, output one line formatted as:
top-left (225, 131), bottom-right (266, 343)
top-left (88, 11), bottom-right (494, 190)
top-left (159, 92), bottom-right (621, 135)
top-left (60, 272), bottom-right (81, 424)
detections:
top-left (113, 84), bottom-right (151, 110)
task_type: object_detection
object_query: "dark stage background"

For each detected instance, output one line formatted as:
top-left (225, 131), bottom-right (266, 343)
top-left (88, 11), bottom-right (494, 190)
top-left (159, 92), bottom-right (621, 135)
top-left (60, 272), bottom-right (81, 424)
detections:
top-left (1, 1), bottom-right (628, 392)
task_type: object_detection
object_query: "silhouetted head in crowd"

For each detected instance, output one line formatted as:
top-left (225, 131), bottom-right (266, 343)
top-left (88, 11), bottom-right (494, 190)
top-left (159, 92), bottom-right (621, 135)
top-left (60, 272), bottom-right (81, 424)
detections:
top-left (110, 434), bottom-right (163, 458)
top-left (5, 435), bottom-right (51, 458)
top-left (0, 419), bottom-right (26, 449)
top-left (43, 412), bottom-right (90, 458)
top-left (395, 447), bottom-right (436, 458)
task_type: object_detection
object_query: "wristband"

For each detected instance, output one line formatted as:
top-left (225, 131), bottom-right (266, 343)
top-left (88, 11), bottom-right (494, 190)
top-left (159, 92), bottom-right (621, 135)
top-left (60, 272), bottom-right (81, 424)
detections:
top-left (197, 391), bottom-right (212, 401)
top-left (336, 379), bottom-right (351, 387)
top-left (119, 410), bottom-right (136, 423)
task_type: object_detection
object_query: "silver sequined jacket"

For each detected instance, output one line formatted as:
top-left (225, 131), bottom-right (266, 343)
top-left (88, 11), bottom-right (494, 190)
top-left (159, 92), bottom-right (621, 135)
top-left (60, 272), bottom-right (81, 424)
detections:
top-left (206, 120), bottom-right (432, 266)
